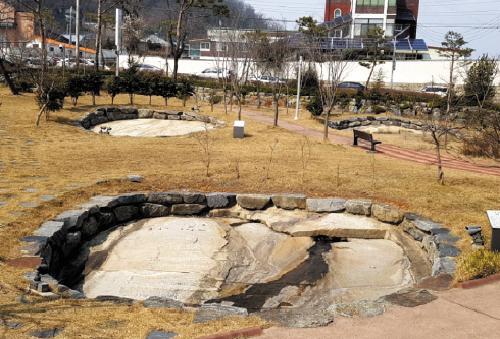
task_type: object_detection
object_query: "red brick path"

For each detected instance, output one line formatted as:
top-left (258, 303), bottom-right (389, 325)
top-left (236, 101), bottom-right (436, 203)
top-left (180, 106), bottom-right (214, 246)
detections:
top-left (244, 110), bottom-right (500, 177)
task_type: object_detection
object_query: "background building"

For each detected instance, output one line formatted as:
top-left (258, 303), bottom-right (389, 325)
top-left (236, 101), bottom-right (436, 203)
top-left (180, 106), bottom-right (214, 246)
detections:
top-left (0, 1), bottom-right (34, 47)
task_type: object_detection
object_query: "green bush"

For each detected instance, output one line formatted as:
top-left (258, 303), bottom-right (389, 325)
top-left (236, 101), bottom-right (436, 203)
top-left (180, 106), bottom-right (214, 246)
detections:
top-left (65, 75), bottom-right (84, 106)
top-left (106, 76), bottom-right (122, 104)
top-left (176, 79), bottom-right (195, 107)
top-left (306, 95), bottom-right (323, 116)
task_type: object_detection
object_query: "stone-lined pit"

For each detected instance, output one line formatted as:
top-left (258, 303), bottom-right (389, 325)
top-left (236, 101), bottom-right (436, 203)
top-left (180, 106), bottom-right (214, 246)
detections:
top-left (22, 192), bottom-right (460, 327)
top-left (79, 107), bottom-right (225, 137)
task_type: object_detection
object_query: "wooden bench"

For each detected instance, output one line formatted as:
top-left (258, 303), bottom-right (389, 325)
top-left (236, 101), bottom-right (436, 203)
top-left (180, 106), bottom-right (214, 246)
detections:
top-left (353, 129), bottom-right (382, 152)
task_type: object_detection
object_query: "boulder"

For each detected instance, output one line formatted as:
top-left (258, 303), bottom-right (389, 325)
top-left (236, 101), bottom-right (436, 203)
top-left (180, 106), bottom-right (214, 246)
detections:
top-left (138, 109), bottom-right (154, 119)
top-left (432, 257), bottom-right (456, 277)
top-left (30, 328), bottom-right (63, 338)
top-left (383, 288), bottom-right (437, 307)
top-left (127, 175), bottom-right (144, 183)
top-left (181, 192), bottom-right (206, 204)
top-left (141, 204), bottom-right (171, 218)
top-left (148, 192), bottom-right (184, 205)
top-left (194, 304), bottom-right (248, 323)
top-left (34, 221), bottom-right (65, 238)
top-left (371, 204), bottom-right (404, 224)
top-left (329, 300), bottom-right (386, 318)
top-left (401, 220), bottom-right (426, 241)
top-left (206, 192), bottom-right (237, 209)
top-left (404, 213), bottom-right (447, 234)
top-left (108, 193), bottom-right (147, 208)
top-left (113, 205), bottom-right (140, 223)
top-left (153, 112), bottom-right (167, 120)
top-left (171, 204), bottom-right (207, 215)
top-left (81, 216), bottom-right (99, 238)
top-left (306, 198), bottom-right (346, 213)
top-left (62, 232), bottom-right (81, 257)
top-left (260, 307), bottom-right (334, 328)
top-left (236, 194), bottom-right (271, 210)
top-left (345, 199), bottom-right (372, 216)
top-left (54, 210), bottom-right (89, 231)
top-left (271, 194), bottom-right (307, 210)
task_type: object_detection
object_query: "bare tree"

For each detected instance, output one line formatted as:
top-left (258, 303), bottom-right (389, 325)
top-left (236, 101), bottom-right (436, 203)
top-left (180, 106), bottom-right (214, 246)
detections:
top-left (359, 26), bottom-right (386, 90)
top-left (193, 123), bottom-right (212, 177)
top-left (254, 26), bottom-right (290, 127)
top-left (165, 0), bottom-right (228, 80)
top-left (316, 49), bottom-right (350, 141)
top-left (439, 31), bottom-right (474, 114)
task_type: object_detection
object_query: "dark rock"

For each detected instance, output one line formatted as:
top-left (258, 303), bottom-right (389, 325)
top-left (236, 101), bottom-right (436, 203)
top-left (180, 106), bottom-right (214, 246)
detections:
top-left (138, 109), bottom-right (154, 119)
top-left (432, 257), bottom-right (456, 276)
top-left (206, 192), bottom-right (236, 209)
top-left (147, 331), bottom-right (177, 339)
top-left (306, 198), bottom-right (346, 213)
top-left (108, 193), bottom-right (147, 208)
top-left (181, 192), bottom-right (206, 204)
top-left (95, 212), bottom-right (116, 231)
top-left (271, 194), bottom-right (307, 210)
top-left (40, 274), bottom-right (59, 291)
top-left (171, 204), bottom-right (207, 216)
top-left (402, 220), bottom-right (426, 241)
top-left (436, 244), bottom-right (460, 258)
top-left (80, 195), bottom-right (117, 211)
top-left (113, 205), bottom-right (139, 223)
top-left (81, 216), bottom-right (99, 238)
top-left (236, 194), bottom-right (271, 210)
top-left (37, 282), bottom-right (50, 293)
top-left (148, 192), bottom-right (184, 205)
top-left (0, 319), bottom-right (23, 329)
top-left (141, 204), bottom-right (171, 218)
top-left (194, 304), bottom-right (248, 323)
top-left (34, 221), bottom-right (64, 238)
top-left (404, 214), bottom-right (446, 234)
top-left (30, 328), bottom-right (63, 338)
top-left (62, 232), bottom-right (81, 257)
top-left (383, 288), bottom-right (437, 307)
top-left (54, 210), bottom-right (89, 231)
top-left (144, 297), bottom-right (184, 309)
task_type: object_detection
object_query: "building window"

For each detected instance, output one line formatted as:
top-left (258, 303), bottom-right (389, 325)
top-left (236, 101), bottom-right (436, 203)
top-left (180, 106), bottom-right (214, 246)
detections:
top-left (49, 47), bottom-right (54, 52)
top-left (333, 30), bottom-right (342, 38)
top-left (354, 18), bottom-right (384, 37)
top-left (216, 43), bottom-right (228, 52)
top-left (334, 9), bottom-right (342, 18)
top-left (200, 42), bottom-right (210, 51)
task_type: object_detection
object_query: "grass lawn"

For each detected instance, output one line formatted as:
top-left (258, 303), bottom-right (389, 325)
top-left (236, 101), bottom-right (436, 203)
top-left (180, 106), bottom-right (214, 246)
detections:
top-left (0, 87), bottom-right (499, 337)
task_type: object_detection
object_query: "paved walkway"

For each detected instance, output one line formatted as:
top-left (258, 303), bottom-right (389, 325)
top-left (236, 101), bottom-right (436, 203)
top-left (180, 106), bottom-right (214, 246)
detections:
top-left (244, 111), bottom-right (500, 177)
top-left (259, 281), bottom-right (500, 339)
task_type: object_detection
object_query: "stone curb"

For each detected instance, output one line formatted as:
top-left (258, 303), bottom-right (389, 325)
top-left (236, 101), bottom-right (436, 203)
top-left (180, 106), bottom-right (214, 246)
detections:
top-left (197, 326), bottom-right (263, 339)
top-left (22, 191), bottom-right (460, 300)
top-left (457, 273), bottom-right (500, 289)
top-left (79, 106), bottom-right (225, 130)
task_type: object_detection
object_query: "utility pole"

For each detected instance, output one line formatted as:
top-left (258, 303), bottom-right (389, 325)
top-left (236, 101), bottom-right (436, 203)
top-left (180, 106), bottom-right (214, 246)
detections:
top-left (115, 8), bottom-right (122, 77)
top-left (75, 0), bottom-right (80, 69)
top-left (391, 27), bottom-right (410, 89)
top-left (68, 6), bottom-right (73, 45)
top-left (294, 55), bottom-right (303, 120)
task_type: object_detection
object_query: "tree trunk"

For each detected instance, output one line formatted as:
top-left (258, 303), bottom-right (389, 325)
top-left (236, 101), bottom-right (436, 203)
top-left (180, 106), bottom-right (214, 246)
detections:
top-left (129, 93), bottom-right (133, 105)
top-left (238, 98), bottom-right (242, 120)
top-left (0, 58), bottom-right (19, 95)
top-left (35, 103), bottom-right (48, 127)
top-left (432, 132), bottom-right (445, 185)
top-left (365, 64), bottom-right (375, 90)
top-left (273, 94), bottom-right (279, 127)
top-left (149, 95), bottom-right (152, 105)
top-left (446, 55), bottom-right (455, 115)
top-left (95, 0), bottom-right (102, 72)
top-left (173, 56), bottom-right (179, 80)
top-left (164, 97), bottom-right (168, 106)
top-left (92, 94), bottom-right (96, 106)
top-left (323, 109), bottom-right (330, 142)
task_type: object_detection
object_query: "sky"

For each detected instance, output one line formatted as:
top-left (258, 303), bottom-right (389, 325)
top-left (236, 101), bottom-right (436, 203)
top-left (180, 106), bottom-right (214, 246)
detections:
top-left (243, 0), bottom-right (500, 58)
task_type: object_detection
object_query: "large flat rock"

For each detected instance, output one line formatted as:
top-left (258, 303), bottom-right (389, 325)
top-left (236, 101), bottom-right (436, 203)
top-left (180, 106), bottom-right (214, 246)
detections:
top-left (284, 213), bottom-right (390, 239)
top-left (83, 217), bottom-right (229, 302)
top-left (92, 119), bottom-right (214, 137)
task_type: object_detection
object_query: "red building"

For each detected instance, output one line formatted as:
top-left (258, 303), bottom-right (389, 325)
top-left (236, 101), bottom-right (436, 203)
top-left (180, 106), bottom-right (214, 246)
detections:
top-left (324, 0), bottom-right (351, 22)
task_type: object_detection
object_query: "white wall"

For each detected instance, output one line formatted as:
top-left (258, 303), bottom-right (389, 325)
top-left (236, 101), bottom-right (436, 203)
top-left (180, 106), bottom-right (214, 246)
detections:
top-left (119, 55), bottom-right (500, 87)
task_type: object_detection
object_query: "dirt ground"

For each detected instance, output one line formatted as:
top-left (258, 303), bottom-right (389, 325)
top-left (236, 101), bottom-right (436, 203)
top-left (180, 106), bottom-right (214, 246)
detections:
top-left (0, 88), bottom-right (499, 338)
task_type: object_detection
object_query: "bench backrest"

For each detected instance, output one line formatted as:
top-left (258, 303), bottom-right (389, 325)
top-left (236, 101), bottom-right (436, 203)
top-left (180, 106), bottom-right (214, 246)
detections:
top-left (354, 129), bottom-right (373, 142)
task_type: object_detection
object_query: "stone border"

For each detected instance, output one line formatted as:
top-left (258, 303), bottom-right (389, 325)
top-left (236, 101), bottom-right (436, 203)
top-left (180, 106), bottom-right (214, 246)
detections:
top-left (22, 192), bottom-right (460, 299)
top-left (79, 107), bottom-right (225, 131)
top-left (328, 116), bottom-right (424, 131)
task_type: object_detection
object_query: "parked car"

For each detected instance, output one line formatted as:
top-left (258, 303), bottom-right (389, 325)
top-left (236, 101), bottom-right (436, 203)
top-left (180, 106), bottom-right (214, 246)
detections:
top-left (338, 81), bottom-right (365, 91)
top-left (421, 86), bottom-right (448, 97)
top-left (250, 75), bottom-right (285, 84)
top-left (136, 63), bottom-right (163, 73)
top-left (196, 68), bottom-right (231, 79)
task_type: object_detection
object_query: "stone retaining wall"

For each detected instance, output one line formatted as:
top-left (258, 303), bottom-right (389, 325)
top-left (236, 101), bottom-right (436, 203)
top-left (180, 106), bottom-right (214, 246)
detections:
top-left (79, 107), bottom-right (225, 130)
top-left (328, 116), bottom-right (424, 131)
top-left (22, 192), bottom-right (460, 299)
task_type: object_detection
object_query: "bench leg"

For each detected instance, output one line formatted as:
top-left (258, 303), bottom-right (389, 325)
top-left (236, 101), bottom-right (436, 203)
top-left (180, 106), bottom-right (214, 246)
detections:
top-left (371, 143), bottom-right (377, 152)
top-left (353, 136), bottom-right (358, 146)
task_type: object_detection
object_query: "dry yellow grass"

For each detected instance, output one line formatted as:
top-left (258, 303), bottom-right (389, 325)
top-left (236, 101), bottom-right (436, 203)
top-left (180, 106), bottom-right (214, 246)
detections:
top-left (1, 87), bottom-right (500, 337)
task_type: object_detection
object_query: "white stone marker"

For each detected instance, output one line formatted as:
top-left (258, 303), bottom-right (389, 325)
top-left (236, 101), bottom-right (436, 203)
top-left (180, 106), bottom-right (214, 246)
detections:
top-left (487, 210), bottom-right (500, 252)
